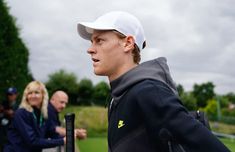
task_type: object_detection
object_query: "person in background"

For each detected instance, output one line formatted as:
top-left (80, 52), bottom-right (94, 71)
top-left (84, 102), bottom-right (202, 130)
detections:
top-left (0, 87), bottom-right (19, 151)
top-left (47, 90), bottom-right (87, 140)
top-left (43, 90), bottom-right (87, 152)
top-left (77, 11), bottom-right (229, 152)
top-left (4, 81), bottom-right (65, 152)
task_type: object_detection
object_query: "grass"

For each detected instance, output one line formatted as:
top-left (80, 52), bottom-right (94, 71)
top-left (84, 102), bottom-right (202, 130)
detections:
top-left (60, 105), bottom-right (108, 137)
top-left (76, 137), bottom-right (235, 152)
top-left (210, 121), bottom-right (235, 134)
top-left (77, 137), bottom-right (108, 152)
top-left (220, 138), bottom-right (235, 152)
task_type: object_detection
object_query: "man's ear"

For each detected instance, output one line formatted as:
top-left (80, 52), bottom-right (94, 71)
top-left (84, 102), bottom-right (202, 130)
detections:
top-left (123, 36), bottom-right (135, 52)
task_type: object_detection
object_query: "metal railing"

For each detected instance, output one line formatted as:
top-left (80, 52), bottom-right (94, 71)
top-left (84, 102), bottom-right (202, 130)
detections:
top-left (213, 131), bottom-right (235, 142)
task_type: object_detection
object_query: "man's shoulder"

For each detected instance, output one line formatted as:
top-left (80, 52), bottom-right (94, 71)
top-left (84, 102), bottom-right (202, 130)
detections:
top-left (47, 103), bottom-right (59, 120)
top-left (48, 103), bottom-right (57, 113)
top-left (128, 79), bottom-right (175, 97)
top-left (132, 79), bottom-right (168, 90)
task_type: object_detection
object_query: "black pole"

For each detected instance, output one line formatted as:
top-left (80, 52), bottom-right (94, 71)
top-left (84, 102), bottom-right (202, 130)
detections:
top-left (65, 113), bottom-right (75, 152)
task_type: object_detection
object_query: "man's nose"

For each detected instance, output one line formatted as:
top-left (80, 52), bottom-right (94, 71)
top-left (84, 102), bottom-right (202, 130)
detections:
top-left (87, 45), bottom-right (96, 54)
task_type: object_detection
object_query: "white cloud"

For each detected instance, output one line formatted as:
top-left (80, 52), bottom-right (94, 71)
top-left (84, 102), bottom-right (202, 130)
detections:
top-left (6, 0), bottom-right (235, 94)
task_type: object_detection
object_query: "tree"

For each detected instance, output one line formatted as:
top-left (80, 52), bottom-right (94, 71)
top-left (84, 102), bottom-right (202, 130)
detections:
top-left (177, 84), bottom-right (198, 110)
top-left (176, 84), bottom-right (184, 97)
top-left (92, 81), bottom-right (110, 106)
top-left (203, 99), bottom-right (218, 120)
top-left (77, 78), bottom-right (93, 105)
top-left (217, 95), bottom-right (229, 108)
top-left (45, 69), bottom-right (79, 104)
top-left (192, 82), bottom-right (215, 108)
top-left (180, 92), bottom-right (197, 111)
top-left (225, 92), bottom-right (235, 104)
top-left (0, 0), bottom-right (33, 102)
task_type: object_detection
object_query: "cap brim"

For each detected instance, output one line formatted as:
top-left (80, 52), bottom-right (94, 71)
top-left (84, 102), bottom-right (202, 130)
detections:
top-left (77, 22), bottom-right (115, 40)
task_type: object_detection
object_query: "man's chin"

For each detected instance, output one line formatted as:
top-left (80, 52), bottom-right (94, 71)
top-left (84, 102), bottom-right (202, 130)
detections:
top-left (94, 70), bottom-right (105, 76)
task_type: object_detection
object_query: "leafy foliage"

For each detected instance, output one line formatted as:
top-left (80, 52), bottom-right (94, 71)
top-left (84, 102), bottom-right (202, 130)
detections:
top-left (224, 92), bottom-right (235, 104)
top-left (203, 99), bottom-right (218, 120)
top-left (77, 78), bottom-right (93, 105)
top-left (180, 92), bottom-right (197, 111)
top-left (222, 108), bottom-right (235, 117)
top-left (217, 95), bottom-right (229, 108)
top-left (176, 84), bottom-right (184, 97)
top-left (0, 0), bottom-right (32, 102)
top-left (193, 82), bottom-right (215, 108)
top-left (92, 81), bottom-right (110, 106)
top-left (177, 84), bottom-right (197, 110)
top-left (46, 69), bottom-right (79, 104)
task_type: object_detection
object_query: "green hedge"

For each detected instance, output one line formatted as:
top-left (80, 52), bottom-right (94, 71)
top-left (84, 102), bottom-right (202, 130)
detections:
top-left (60, 106), bottom-right (108, 137)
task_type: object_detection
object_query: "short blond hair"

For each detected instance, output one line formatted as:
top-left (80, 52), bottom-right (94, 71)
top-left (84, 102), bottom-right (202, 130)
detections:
top-left (19, 81), bottom-right (48, 119)
top-left (113, 30), bottom-right (141, 64)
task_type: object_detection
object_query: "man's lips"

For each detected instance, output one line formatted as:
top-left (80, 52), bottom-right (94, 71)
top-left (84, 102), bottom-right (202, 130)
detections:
top-left (92, 58), bottom-right (100, 67)
top-left (92, 58), bottom-right (100, 62)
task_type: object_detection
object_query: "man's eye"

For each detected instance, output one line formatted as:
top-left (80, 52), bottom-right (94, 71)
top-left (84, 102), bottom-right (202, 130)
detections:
top-left (96, 38), bottom-right (104, 44)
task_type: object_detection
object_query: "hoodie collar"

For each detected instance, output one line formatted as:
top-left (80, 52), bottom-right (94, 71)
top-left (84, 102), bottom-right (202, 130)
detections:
top-left (110, 57), bottom-right (178, 100)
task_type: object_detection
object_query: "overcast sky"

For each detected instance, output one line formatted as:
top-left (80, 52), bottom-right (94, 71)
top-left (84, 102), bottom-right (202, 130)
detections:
top-left (6, 0), bottom-right (235, 94)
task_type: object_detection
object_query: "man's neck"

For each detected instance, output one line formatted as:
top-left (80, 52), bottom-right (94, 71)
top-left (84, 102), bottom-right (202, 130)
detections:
top-left (108, 63), bottom-right (138, 82)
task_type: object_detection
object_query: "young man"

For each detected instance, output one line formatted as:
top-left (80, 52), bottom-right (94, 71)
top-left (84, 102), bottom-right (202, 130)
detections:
top-left (77, 11), bottom-right (229, 152)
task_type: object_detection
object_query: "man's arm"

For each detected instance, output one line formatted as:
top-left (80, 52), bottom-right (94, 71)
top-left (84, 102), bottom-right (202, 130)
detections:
top-left (55, 126), bottom-right (66, 136)
top-left (136, 80), bottom-right (230, 152)
top-left (75, 128), bottom-right (87, 139)
top-left (55, 126), bottom-right (87, 140)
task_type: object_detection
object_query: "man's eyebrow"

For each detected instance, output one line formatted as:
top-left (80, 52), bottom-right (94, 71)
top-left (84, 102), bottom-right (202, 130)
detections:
top-left (91, 35), bottom-right (100, 42)
top-left (91, 32), bottom-right (106, 42)
top-left (90, 35), bottom-right (97, 43)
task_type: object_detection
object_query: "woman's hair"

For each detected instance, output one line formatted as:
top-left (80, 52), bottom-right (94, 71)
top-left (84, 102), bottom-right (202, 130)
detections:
top-left (19, 81), bottom-right (48, 119)
top-left (113, 30), bottom-right (141, 64)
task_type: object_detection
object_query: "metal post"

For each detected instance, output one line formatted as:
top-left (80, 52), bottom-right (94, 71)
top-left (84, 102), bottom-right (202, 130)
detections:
top-left (216, 96), bottom-right (221, 121)
top-left (65, 113), bottom-right (75, 152)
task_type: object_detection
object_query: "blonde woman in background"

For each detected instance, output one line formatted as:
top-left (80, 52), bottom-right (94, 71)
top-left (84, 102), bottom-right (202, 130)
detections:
top-left (4, 81), bottom-right (65, 152)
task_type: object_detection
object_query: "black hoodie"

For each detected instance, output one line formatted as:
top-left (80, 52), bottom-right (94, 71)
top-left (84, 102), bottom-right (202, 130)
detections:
top-left (108, 58), bottom-right (229, 152)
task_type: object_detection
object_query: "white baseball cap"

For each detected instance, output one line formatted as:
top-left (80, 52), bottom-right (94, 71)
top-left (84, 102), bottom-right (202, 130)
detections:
top-left (77, 11), bottom-right (146, 51)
